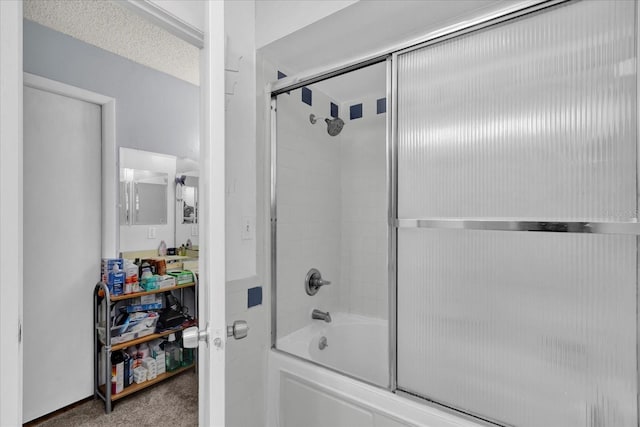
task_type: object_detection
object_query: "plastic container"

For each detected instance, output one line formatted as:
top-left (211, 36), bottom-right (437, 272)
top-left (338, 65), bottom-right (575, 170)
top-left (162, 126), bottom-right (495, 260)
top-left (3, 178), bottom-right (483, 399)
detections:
top-left (180, 337), bottom-right (194, 367)
top-left (164, 333), bottom-right (180, 372)
top-left (158, 240), bottom-right (167, 256)
top-left (111, 351), bottom-right (124, 394)
top-left (124, 261), bottom-right (138, 294)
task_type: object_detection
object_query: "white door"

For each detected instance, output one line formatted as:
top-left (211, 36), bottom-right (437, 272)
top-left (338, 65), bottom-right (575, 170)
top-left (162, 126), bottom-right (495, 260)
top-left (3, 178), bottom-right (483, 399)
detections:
top-left (196, 2), bottom-right (226, 426)
top-left (23, 86), bottom-right (101, 422)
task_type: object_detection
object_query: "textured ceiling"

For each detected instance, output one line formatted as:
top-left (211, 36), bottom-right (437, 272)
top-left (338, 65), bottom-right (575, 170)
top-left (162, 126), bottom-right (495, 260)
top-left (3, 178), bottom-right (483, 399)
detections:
top-left (24, 0), bottom-right (200, 86)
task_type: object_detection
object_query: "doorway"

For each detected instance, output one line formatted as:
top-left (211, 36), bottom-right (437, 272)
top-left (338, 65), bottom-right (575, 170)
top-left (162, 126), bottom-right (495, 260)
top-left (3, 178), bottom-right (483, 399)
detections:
top-left (21, 2), bottom-right (201, 424)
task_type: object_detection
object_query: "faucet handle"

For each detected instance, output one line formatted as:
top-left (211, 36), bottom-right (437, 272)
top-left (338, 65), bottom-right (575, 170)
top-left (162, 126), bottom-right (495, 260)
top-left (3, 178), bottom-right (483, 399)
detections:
top-left (305, 268), bottom-right (330, 296)
top-left (313, 277), bottom-right (331, 287)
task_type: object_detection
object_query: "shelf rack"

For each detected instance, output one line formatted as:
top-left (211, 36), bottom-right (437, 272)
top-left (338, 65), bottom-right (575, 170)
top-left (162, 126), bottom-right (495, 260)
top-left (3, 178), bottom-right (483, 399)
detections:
top-left (93, 281), bottom-right (197, 413)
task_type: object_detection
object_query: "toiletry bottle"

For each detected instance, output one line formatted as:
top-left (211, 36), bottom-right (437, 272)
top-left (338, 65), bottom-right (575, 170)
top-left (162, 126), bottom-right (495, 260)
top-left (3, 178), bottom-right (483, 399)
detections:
top-left (123, 350), bottom-right (131, 388)
top-left (165, 333), bottom-right (180, 372)
top-left (158, 240), bottom-right (167, 256)
top-left (111, 351), bottom-right (124, 394)
top-left (180, 336), bottom-right (194, 367)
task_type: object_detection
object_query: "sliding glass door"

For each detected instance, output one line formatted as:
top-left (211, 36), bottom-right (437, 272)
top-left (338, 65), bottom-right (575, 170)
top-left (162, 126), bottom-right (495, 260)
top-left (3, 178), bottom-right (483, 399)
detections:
top-left (395, 1), bottom-right (638, 425)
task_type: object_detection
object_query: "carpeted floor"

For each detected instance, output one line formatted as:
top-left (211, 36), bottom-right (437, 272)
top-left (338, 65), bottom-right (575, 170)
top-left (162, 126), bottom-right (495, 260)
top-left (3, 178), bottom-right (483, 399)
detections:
top-left (29, 370), bottom-right (198, 427)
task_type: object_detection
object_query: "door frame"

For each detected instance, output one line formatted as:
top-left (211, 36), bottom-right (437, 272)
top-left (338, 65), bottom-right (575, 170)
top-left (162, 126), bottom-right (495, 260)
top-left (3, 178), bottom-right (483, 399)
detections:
top-left (0, 1), bottom-right (225, 425)
top-left (0, 2), bottom-right (23, 425)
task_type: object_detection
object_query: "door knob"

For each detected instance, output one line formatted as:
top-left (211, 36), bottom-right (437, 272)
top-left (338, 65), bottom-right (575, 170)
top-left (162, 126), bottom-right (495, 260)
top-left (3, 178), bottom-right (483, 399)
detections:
top-left (227, 320), bottom-right (248, 340)
top-left (183, 325), bottom-right (209, 348)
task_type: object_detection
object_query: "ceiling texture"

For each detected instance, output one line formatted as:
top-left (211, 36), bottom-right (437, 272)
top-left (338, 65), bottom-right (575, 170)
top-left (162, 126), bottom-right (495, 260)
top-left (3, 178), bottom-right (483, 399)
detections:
top-left (23, 0), bottom-right (200, 86)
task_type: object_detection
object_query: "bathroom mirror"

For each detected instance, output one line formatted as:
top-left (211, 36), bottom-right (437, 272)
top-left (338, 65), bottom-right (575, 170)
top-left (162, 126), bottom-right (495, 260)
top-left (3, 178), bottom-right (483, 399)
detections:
top-left (178, 176), bottom-right (198, 224)
top-left (175, 157), bottom-right (199, 249)
top-left (120, 168), bottom-right (168, 225)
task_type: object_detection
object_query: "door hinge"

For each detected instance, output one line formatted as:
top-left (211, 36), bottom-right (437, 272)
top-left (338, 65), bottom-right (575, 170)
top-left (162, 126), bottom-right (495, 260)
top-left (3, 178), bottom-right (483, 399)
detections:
top-left (18, 321), bottom-right (22, 343)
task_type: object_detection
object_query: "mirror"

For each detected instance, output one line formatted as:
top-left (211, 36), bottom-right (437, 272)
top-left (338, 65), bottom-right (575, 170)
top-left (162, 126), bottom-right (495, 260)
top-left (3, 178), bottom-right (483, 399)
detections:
top-left (119, 148), bottom-right (199, 253)
top-left (120, 168), bottom-right (168, 225)
top-left (177, 176), bottom-right (198, 224)
top-left (175, 158), bottom-right (199, 249)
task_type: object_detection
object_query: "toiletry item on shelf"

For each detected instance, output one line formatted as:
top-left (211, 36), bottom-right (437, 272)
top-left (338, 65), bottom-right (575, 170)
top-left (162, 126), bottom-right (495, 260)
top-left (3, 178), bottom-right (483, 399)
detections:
top-left (158, 275), bottom-right (176, 289)
top-left (123, 351), bottom-right (131, 388)
top-left (179, 245), bottom-right (186, 256)
top-left (167, 270), bottom-right (193, 285)
top-left (127, 346), bottom-right (141, 369)
top-left (124, 261), bottom-right (138, 294)
top-left (180, 337), bottom-right (194, 367)
top-left (186, 239), bottom-right (192, 249)
top-left (164, 333), bottom-right (180, 372)
top-left (133, 366), bottom-right (147, 384)
top-left (101, 258), bottom-right (125, 296)
top-left (158, 240), bottom-right (167, 256)
top-left (111, 351), bottom-right (124, 394)
top-left (142, 357), bottom-right (157, 380)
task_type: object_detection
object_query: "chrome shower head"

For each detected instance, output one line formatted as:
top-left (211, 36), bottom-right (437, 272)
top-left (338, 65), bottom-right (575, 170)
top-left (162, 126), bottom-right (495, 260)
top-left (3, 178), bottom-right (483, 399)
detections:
top-left (324, 117), bottom-right (344, 136)
top-left (309, 114), bottom-right (345, 137)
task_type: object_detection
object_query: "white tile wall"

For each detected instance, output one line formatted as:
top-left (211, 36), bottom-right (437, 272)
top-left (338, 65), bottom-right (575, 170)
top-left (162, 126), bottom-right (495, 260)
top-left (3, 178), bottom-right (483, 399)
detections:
top-left (276, 85), bottom-right (388, 338)
top-left (275, 86), bottom-right (343, 338)
top-left (339, 95), bottom-right (388, 320)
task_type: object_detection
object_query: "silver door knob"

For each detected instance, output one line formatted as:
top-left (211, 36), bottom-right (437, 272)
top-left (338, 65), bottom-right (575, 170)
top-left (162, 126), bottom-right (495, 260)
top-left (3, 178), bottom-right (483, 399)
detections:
top-left (183, 325), bottom-right (209, 348)
top-left (227, 320), bottom-right (248, 340)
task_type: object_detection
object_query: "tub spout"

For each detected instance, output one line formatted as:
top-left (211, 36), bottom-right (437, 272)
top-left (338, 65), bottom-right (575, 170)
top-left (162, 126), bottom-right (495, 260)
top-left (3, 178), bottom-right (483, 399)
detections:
top-left (312, 309), bottom-right (332, 323)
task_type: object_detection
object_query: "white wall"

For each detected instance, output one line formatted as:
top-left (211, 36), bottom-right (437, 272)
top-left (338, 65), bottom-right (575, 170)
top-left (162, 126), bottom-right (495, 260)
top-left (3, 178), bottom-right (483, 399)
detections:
top-left (119, 148), bottom-right (177, 252)
top-left (226, 0), bottom-right (257, 281)
top-left (255, 0), bottom-right (358, 49)
top-left (224, 3), bottom-right (267, 427)
top-left (339, 92), bottom-right (388, 320)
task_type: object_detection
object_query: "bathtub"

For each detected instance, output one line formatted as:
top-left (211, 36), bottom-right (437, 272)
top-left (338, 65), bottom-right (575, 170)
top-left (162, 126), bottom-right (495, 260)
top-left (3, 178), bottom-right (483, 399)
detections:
top-left (276, 312), bottom-right (388, 387)
top-left (270, 313), bottom-right (482, 427)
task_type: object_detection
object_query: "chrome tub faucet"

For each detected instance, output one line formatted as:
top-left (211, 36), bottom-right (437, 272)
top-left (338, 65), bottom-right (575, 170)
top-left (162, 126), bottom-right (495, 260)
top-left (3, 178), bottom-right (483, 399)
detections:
top-left (311, 309), bottom-right (332, 323)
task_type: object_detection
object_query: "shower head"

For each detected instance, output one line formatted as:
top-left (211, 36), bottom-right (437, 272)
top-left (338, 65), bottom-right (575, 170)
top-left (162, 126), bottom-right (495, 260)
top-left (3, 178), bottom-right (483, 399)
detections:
top-left (309, 114), bottom-right (345, 137)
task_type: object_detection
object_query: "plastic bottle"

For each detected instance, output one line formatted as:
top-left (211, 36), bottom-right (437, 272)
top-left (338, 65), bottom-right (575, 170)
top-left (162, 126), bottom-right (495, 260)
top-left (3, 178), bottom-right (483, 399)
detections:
top-left (164, 333), bottom-right (180, 372)
top-left (123, 351), bottom-right (131, 388)
top-left (111, 264), bottom-right (124, 296)
top-left (124, 261), bottom-right (138, 294)
top-left (179, 336), bottom-right (194, 367)
top-left (158, 240), bottom-right (167, 256)
top-left (111, 351), bottom-right (124, 394)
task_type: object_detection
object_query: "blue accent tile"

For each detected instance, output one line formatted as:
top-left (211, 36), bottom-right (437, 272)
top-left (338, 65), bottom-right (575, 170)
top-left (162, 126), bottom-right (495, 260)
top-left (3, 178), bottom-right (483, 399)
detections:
top-left (277, 70), bottom-right (287, 79)
top-left (377, 97), bottom-right (387, 114)
top-left (330, 102), bottom-right (338, 118)
top-left (301, 87), bottom-right (312, 106)
top-left (248, 286), bottom-right (262, 308)
top-left (350, 103), bottom-right (363, 120)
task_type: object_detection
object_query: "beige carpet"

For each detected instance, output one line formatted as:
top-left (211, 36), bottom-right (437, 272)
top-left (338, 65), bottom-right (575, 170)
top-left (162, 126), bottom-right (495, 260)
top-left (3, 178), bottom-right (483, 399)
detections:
top-left (30, 370), bottom-right (198, 427)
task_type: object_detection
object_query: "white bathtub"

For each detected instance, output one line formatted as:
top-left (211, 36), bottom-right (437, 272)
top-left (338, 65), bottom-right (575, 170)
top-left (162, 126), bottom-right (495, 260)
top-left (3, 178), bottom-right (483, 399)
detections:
top-left (270, 313), bottom-right (482, 427)
top-left (277, 312), bottom-right (388, 387)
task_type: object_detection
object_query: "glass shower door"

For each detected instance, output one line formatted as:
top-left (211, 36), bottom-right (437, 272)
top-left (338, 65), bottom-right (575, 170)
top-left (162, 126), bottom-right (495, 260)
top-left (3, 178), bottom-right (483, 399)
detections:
top-left (272, 63), bottom-right (389, 387)
top-left (395, 1), bottom-right (638, 426)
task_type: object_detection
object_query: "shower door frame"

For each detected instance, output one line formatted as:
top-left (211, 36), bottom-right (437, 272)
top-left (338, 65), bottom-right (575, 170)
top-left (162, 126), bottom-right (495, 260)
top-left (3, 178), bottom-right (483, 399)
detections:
top-left (269, 56), bottom-right (393, 391)
top-left (269, 0), bottom-right (622, 402)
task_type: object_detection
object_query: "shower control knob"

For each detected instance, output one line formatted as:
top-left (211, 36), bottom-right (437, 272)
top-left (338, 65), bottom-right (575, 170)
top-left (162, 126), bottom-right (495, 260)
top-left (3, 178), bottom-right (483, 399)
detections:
top-left (305, 268), bottom-right (331, 296)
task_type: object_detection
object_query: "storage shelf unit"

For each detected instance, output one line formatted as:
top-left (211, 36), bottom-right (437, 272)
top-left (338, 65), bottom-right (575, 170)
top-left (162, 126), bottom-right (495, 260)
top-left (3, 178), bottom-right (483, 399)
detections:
top-left (93, 280), bottom-right (197, 413)
top-left (99, 363), bottom-right (194, 401)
